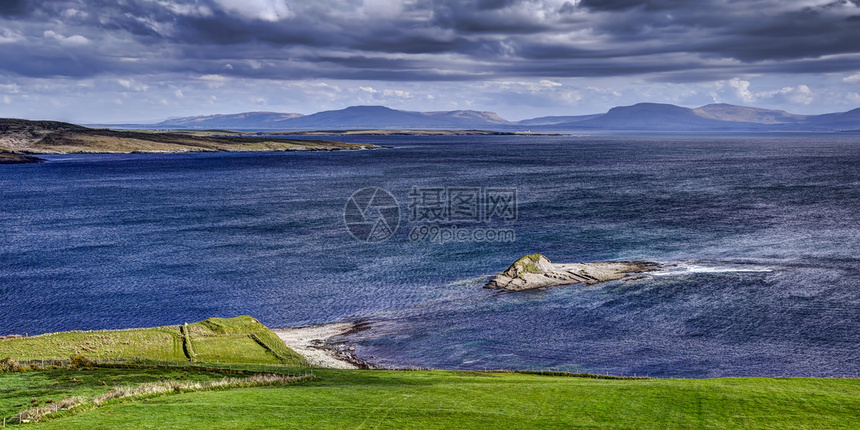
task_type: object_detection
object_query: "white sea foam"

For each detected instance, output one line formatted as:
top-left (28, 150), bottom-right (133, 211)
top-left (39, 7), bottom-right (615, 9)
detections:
top-left (651, 262), bottom-right (774, 276)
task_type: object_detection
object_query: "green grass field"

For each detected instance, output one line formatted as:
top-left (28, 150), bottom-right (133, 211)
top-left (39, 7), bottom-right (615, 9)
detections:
top-left (0, 367), bottom-right (239, 419)
top-left (3, 317), bottom-right (858, 428)
top-left (20, 369), bottom-right (860, 429)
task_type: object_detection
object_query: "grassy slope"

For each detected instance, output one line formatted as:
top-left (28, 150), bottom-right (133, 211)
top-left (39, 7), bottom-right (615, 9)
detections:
top-left (186, 317), bottom-right (306, 365)
top-left (25, 369), bottom-right (860, 429)
top-left (0, 316), bottom-right (306, 367)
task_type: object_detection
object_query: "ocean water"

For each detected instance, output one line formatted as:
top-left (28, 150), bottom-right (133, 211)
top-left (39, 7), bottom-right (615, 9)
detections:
top-left (2, 134), bottom-right (859, 377)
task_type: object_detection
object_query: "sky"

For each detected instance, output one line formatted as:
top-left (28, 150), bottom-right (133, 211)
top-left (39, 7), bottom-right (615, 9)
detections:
top-left (1, 0), bottom-right (860, 123)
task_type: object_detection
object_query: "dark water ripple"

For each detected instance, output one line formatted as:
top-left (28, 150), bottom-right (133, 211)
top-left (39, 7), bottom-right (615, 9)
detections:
top-left (1, 134), bottom-right (860, 377)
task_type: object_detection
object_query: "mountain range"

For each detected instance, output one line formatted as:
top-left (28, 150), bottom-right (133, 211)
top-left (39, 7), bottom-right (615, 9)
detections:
top-left (145, 103), bottom-right (860, 132)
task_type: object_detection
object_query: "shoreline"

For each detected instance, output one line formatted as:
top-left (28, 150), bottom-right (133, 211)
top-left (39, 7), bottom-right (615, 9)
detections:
top-left (0, 145), bottom-right (377, 165)
top-left (273, 322), bottom-right (373, 370)
top-left (0, 118), bottom-right (381, 157)
top-left (47, 146), bottom-right (375, 155)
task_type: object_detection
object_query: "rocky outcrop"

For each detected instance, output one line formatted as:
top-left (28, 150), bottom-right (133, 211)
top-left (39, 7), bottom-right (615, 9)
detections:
top-left (484, 254), bottom-right (659, 291)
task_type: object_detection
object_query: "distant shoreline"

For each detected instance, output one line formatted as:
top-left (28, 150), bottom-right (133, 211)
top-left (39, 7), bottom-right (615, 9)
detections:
top-left (0, 145), bottom-right (377, 164)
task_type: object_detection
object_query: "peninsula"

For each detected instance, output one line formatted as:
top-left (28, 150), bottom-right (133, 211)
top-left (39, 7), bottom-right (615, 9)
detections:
top-left (485, 254), bottom-right (659, 291)
top-left (0, 118), bottom-right (377, 163)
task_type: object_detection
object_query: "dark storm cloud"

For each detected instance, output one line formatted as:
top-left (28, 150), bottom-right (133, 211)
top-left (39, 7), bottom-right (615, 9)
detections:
top-left (476, 0), bottom-right (520, 10)
top-left (353, 34), bottom-right (473, 54)
top-left (0, 0), bottom-right (30, 16)
top-left (1, 0), bottom-right (860, 81)
top-left (578, 0), bottom-right (690, 12)
top-left (716, 9), bottom-right (860, 61)
top-left (578, 0), bottom-right (648, 11)
top-left (176, 14), bottom-right (324, 46)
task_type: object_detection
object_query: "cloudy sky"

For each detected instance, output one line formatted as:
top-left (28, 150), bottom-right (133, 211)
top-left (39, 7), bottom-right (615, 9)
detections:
top-left (1, 0), bottom-right (860, 123)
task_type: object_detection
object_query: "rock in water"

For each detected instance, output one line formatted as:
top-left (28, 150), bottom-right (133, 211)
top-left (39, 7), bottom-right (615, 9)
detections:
top-left (484, 254), bottom-right (659, 291)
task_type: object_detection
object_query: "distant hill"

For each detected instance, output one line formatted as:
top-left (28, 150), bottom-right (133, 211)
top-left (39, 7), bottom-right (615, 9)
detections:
top-left (105, 103), bottom-right (860, 132)
top-left (566, 103), bottom-right (730, 130)
top-left (425, 109), bottom-right (510, 126)
top-left (803, 107), bottom-right (860, 129)
top-left (559, 103), bottom-right (860, 131)
top-left (284, 106), bottom-right (446, 129)
top-left (157, 106), bottom-right (514, 130)
top-left (157, 112), bottom-right (305, 129)
top-left (693, 104), bottom-right (808, 124)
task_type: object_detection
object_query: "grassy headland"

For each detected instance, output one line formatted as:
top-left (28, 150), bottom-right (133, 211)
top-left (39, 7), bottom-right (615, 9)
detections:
top-left (0, 315), bottom-right (306, 366)
top-left (0, 119), bottom-right (377, 161)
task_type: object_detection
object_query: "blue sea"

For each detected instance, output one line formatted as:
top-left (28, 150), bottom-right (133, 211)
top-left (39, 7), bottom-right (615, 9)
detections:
top-left (2, 133), bottom-right (860, 378)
